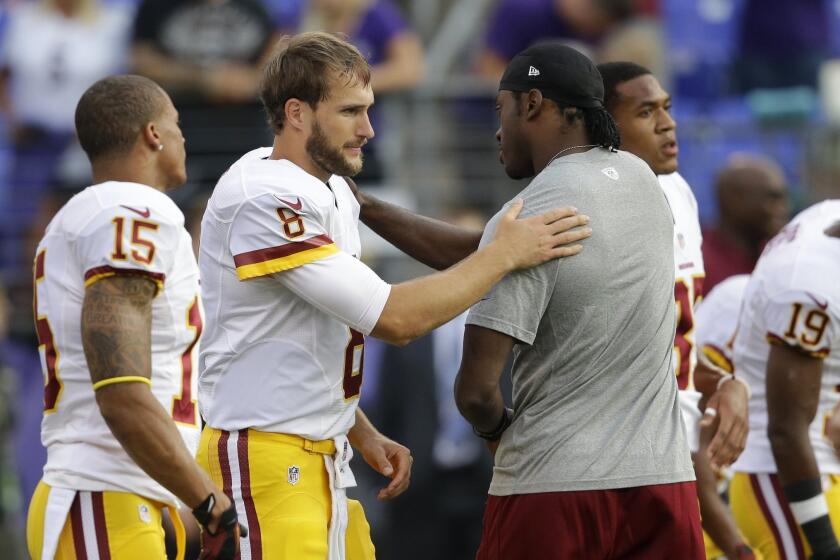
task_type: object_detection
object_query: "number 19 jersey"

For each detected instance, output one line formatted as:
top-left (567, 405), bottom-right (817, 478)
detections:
top-left (733, 200), bottom-right (840, 474)
top-left (34, 181), bottom-right (201, 505)
top-left (198, 148), bottom-right (391, 441)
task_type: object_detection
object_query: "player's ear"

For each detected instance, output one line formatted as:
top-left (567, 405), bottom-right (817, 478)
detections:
top-left (524, 89), bottom-right (546, 121)
top-left (284, 98), bottom-right (309, 132)
top-left (141, 121), bottom-right (162, 152)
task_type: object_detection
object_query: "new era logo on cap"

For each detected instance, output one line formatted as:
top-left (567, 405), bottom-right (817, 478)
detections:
top-left (528, 65), bottom-right (540, 77)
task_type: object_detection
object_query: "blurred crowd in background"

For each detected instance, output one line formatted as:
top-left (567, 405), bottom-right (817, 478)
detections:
top-left (0, 0), bottom-right (839, 558)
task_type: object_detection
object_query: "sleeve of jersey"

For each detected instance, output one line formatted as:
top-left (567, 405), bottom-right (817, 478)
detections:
top-left (466, 265), bottom-right (558, 345)
top-left (465, 200), bottom-right (559, 345)
top-left (273, 251), bottom-right (392, 336)
top-left (764, 289), bottom-right (837, 359)
top-left (77, 206), bottom-right (177, 295)
top-left (695, 303), bottom-right (735, 373)
top-left (230, 194), bottom-right (338, 280)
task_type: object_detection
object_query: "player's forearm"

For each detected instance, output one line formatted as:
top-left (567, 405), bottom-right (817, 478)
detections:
top-left (82, 276), bottom-right (217, 508)
top-left (371, 240), bottom-right (511, 345)
top-left (348, 408), bottom-right (383, 449)
top-left (693, 450), bottom-right (745, 557)
top-left (455, 325), bottom-right (513, 433)
top-left (96, 385), bottom-right (216, 509)
top-left (368, 35), bottom-right (425, 93)
top-left (769, 421), bottom-right (821, 486)
top-left (456, 384), bottom-right (505, 433)
top-left (360, 192), bottom-right (481, 270)
top-left (131, 44), bottom-right (207, 93)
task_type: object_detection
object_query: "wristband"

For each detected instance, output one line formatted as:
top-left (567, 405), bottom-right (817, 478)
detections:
top-left (784, 479), bottom-right (840, 557)
top-left (473, 408), bottom-right (513, 441)
top-left (92, 376), bottom-right (151, 391)
top-left (717, 375), bottom-right (751, 399)
top-left (192, 493), bottom-right (216, 528)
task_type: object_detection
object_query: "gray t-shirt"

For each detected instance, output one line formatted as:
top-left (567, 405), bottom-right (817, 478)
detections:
top-left (467, 148), bottom-right (694, 495)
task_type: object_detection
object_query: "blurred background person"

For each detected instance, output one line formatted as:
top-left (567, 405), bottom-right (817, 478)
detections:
top-left (131, 0), bottom-right (279, 194)
top-left (476, 0), bottom-right (661, 82)
top-left (274, 0), bottom-right (424, 182)
top-left (0, 0), bottom-right (131, 277)
top-left (0, 275), bottom-right (26, 559)
top-left (702, 154), bottom-right (790, 295)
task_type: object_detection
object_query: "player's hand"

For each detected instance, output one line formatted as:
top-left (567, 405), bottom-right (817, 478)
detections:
top-left (700, 378), bottom-right (749, 470)
top-left (491, 200), bottom-right (591, 271)
top-left (193, 492), bottom-right (247, 560)
top-left (358, 434), bottom-right (413, 500)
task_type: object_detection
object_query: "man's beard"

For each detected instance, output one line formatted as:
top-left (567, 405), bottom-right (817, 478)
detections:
top-left (306, 120), bottom-right (364, 177)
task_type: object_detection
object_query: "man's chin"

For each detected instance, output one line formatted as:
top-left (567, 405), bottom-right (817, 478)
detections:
top-left (342, 157), bottom-right (364, 177)
top-left (655, 157), bottom-right (678, 176)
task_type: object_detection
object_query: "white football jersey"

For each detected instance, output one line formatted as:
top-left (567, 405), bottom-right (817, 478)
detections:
top-left (198, 148), bottom-right (391, 441)
top-left (34, 182), bottom-right (201, 505)
top-left (694, 274), bottom-right (750, 374)
top-left (659, 172), bottom-right (705, 391)
top-left (733, 201), bottom-right (840, 474)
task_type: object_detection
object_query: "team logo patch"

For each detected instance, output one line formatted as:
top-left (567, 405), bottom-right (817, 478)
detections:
top-left (288, 465), bottom-right (301, 485)
top-left (601, 167), bottom-right (619, 180)
top-left (138, 504), bottom-right (152, 524)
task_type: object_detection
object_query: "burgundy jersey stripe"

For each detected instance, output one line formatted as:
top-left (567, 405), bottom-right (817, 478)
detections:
top-left (233, 234), bottom-right (334, 267)
top-left (237, 431), bottom-right (263, 559)
top-left (91, 492), bottom-right (111, 560)
top-left (83, 265), bottom-right (166, 285)
top-left (750, 474), bottom-right (788, 560)
top-left (769, 474), bottom-right (807, 557)
top-left (70, 494), bottom-right (88, 560)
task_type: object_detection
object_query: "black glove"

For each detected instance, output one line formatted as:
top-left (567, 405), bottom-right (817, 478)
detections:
top-left (192, 493), bottom-right (247, 560)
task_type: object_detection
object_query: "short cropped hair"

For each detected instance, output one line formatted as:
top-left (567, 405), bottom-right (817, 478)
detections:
top-left (597, 62), bottom-right (652, 111)
top-left (75, 75), bottom-right (166, 161)
top-left (260, 32), bottom-right (371, 134)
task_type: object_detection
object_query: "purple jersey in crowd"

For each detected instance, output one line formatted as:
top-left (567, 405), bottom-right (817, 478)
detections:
top-left (271, 0), bottom-right (409, 65)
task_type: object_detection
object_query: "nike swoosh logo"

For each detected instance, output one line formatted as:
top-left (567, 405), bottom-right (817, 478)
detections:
top-left (806, 292), bottom-right (829, 310)
top-left (120, 205), bottom-right (151, 218)
top-left (273, 195), bottom-right (303, 211)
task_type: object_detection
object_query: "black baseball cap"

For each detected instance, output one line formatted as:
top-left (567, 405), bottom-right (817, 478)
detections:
top-left (499, 42), bottom-right (604, 109)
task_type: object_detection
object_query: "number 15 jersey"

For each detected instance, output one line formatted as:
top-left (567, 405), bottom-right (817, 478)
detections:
top-left (198, 148), bottom-right (391, 441)
top-left (34, 181), bottom-right (201, 505)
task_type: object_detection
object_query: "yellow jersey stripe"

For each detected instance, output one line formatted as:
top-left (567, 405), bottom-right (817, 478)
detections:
top-left (236, 243), bottom-right (338, 280)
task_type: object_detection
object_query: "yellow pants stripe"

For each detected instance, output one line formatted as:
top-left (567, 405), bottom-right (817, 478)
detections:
top-left (27, 481), bottom-right (167, 559)
top-left (729, 472), bottom-right (840, 560)
top-left (197, 427), bottom-right (375, 559)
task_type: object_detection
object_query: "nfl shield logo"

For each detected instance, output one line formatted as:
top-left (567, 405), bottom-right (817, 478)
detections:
top-left (288, 465), bottom-right (301, 485)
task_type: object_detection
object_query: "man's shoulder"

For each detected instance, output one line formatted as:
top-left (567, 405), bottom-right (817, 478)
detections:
top-left (211, 149), bottom-right (331, 214)
top-left (56, 182), bottom-right (183, 236)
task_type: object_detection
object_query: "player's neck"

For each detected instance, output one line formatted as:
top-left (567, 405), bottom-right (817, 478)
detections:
top-left (90, 158), bottom-right (167, 192)
top-left (269, 135), bottom-right (331, 182)
top-left (532, 130), bottom-right (592, 175)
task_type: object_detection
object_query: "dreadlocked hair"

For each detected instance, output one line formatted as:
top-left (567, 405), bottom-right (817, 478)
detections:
top-left (563, 106), bottom-right (621, 151)
top-left (582, 106), bottom-right (621, 151)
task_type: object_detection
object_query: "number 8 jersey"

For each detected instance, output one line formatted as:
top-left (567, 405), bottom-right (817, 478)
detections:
top-left (34, 181), bottom-right (201, 505)
top-left (733, 200), bottom-right (840, 474)
top-left (198, 148), bottom-right (391, 441)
